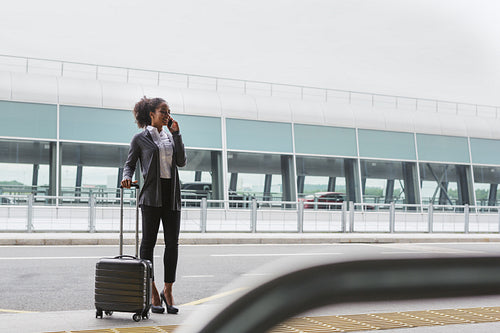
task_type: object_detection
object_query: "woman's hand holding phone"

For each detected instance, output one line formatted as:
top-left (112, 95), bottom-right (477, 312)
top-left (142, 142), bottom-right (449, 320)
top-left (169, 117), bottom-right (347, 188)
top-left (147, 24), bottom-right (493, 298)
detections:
top-left (168, 117), bottom-right (180, 133)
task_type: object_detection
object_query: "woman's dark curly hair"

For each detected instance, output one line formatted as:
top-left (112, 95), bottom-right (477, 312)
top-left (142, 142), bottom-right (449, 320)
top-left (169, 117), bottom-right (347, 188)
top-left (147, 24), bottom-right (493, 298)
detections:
top-left (133, 96), bottom-right (167, 128)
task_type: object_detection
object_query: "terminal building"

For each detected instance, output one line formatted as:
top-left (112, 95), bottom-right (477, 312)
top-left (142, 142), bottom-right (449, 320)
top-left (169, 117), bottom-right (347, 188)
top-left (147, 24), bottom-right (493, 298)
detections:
top-left (0, 56), bottom-right (499, 232)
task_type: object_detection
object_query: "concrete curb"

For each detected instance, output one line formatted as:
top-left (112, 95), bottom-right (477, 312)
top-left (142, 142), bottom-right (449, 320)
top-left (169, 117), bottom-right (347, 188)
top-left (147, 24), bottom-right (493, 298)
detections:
top-left (1, 232), bottom-right (500, 245)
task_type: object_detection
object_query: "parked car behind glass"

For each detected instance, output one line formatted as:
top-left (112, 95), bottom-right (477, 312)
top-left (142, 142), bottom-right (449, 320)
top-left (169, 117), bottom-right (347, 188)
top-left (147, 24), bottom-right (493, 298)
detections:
top-left (181, 182), bottom-right (246, 207)
top-left (300, 192), bottom-right (345, 210)
top-left (300, 192), bottom-right (375, 210)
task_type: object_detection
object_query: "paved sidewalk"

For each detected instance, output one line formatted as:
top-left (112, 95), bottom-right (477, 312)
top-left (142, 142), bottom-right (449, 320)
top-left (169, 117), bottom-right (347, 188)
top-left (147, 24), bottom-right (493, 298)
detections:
top-left (5, 301), bottom-right (500, 333)
top-left (1, 232), bottom-right (500, 245)
top-left (1, 306), bottom-right (197, 333)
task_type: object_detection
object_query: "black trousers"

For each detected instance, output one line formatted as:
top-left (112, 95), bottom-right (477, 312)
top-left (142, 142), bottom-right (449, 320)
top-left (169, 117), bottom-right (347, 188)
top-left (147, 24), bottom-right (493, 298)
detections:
top-left (140, 179), bottom-right (181, 283)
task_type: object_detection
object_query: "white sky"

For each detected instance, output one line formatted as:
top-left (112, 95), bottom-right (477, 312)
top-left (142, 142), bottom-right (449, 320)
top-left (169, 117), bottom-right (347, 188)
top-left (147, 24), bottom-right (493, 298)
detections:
top-left (1, 0), bottom-right (499, 105)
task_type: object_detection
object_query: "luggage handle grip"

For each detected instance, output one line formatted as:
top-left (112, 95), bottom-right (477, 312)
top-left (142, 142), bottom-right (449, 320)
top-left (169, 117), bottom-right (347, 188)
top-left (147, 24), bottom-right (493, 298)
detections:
top-left (114, 255), bottom-right (138, 260)
top-left (119, 184), bottom-right (140, 257)
top-left (120, 183), bottom-right (140, 189)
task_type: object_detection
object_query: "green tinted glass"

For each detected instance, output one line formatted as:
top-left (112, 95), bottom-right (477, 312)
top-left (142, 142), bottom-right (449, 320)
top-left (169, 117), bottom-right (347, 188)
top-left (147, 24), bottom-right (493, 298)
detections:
top-left (417, 134), bottom-right (469, 163)
top-left (294, 124), bottom-right (357, 157)
top-left (358, 129), bottom-right (416, 160)
top-left (470, 138), bottom-right (500, 165)
top-left (0, 100), bottom-right (56, 139)
top-left (226, 118), bottom-right (292, 153)
top-left (173, 114), bottom-right (221, 149)
top-left (60, 105), bottom-right (139, 143)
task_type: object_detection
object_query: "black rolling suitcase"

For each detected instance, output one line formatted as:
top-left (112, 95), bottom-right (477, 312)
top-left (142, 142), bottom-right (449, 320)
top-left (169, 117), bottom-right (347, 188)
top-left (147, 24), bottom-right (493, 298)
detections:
top-left (95, 184), bottom-right (152, 322)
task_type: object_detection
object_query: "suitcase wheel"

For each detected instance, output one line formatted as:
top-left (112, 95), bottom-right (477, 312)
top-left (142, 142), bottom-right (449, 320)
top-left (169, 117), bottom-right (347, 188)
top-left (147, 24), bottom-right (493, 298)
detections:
top-left (96, 309), bottom-right (103, 319)
top-left (105, 311), bottom-right (113, 316)
top-left (133, 313), bottom-right (142, 322)
top-left (142, 312), bottom-right (150, 320)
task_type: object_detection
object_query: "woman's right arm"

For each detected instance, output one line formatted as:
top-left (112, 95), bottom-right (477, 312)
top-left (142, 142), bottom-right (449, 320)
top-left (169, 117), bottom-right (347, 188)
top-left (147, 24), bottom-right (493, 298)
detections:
top-left (121, 136), bottom-right (140, 188)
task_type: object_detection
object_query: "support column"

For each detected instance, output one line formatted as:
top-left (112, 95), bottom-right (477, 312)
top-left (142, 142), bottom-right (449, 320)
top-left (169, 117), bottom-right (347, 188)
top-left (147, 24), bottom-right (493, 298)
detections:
top-left (344, 159), bottom-right (360, 203)
top-left (263, 174), bottom-right (272, 201)
top-left (229, 173), bottom-right (238, 192)
top-left (297, 176), bottom-right (305, 197)
top-left (327, 177), bottom-right (336, 192)
top-left (281, 155), bottom-right (296, 203)
top-left (385, 179), bottom-right (395, 204)
top-left (211, 151), bottom-right (223, 201)
top-left (75, 165), bottom-right (83, 197)
top-left (48, 142), bottom-right (57, 197)
top-left (195, 171), bottom-right (202, 182)
top-left (32, 164), bottom-right (39, 193)
top-left (402, 162), bottom-right (420, 206)
top-left (456, 165), bottom-right (473, 205)
top-left (489, 184), bottom-right (498, 207)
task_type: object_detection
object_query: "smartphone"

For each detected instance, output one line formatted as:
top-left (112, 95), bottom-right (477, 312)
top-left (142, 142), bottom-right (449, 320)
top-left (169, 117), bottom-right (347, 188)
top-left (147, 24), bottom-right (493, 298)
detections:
top-left (167, 118), bottom-right (173, 128)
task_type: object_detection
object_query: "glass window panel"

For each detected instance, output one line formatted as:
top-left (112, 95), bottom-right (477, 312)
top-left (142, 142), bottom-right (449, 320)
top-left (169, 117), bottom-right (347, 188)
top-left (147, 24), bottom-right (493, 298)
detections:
top-left (0, 163), bottom-right (32, 186)
top-left (473, 166), bottom-right (500, 206)
top-left (61, 142), bottom-right (129, 168)
top-left (419, 162), bottom-right (473, 205)
top-left (470, 138), bottom-right (500, 165)
top-left (358, 129), bottom-right (416, 160)
top-left (226, 118), bottom-right (293, 153)
top-left (296, 156), bottom-right (359, 203)
top-left (0, 139), bottom-right (53, 196)
top-left (361, 160), bottom-right (420, 205)
top-left (363, 178), bottom-right (388, 204)
top-left (178, 170), bottom-right (213, 183)
top-left (174, 115), bottom-right (222, 149)
top-left (61, 165), bottom-right (77, 189)
top-left (417, 134), bottom-right (469, 163)
top-left (81, 166), bottom-right (118, 189)
top-left (227, 151), bottom-right (295, 205)
top-left (301, 176), bottom-right (329, 195)
top-left (60, 142), bottom-right (130, 200)
top-left (270, 174), bottom-right (283, 200)
top-left (294, 124), bottom-right (357, 157)
top-left (235, 173), bottom-right (266, 198)
top-left (0, 101), bottom-right (56, 139)
top-left (420, 180), bottom-right (459, 205)
top-left (360, 160), bottom-right (420, 205)
top-left (474, 183), bottom-right (492, 207)
top-left (60, 105), bottom-right (140, 143)
top-left (38, 165), bottom-right (50, 187)
top-left (178, 149), bottom-right (224, 206)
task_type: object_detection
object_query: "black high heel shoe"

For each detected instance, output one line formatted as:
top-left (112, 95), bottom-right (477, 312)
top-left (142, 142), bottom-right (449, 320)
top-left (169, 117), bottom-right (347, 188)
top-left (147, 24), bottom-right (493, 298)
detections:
top-left (151, 304), bottom-right (165, 314)
top-left (160, 290), bottom-right (179, 314)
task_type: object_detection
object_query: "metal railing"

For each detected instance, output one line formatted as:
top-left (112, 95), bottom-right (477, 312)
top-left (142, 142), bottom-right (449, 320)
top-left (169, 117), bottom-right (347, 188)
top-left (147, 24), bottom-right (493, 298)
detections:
top-left (1, 54), bottom-right (498, 117)
top-left (1, 193), bottom-right (500, 233)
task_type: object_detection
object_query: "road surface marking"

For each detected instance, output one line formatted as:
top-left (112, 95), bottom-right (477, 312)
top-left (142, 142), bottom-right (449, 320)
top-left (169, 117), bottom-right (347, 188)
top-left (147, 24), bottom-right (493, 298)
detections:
top-left (380, 251), bottom-right (450, 254)
top-left (0, 255), bottom-right (161, 260)
top-left (180, 287), bottom-right (248, 306)
top-left (366, 243), bottom-right (484, 254)
top-left (0, 308), bottom-right (36, 313)
top-left (211, 252), bottom-right (342, 257)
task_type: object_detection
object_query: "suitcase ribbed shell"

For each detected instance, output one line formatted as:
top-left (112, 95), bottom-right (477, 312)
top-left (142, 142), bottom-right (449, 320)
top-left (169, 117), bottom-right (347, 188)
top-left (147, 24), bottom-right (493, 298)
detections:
top-left (95, 257), bottom-right (152, 315)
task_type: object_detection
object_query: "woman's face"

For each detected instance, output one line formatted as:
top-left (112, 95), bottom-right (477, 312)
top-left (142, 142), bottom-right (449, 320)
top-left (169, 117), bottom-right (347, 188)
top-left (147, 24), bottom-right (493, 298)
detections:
top-left (150, 102), bottom-right (171, 128)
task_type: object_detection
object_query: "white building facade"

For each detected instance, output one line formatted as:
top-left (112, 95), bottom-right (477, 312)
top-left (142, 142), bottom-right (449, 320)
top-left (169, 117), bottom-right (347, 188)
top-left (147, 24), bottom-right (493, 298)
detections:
top-left (0, 56), bottom-right (499, 233)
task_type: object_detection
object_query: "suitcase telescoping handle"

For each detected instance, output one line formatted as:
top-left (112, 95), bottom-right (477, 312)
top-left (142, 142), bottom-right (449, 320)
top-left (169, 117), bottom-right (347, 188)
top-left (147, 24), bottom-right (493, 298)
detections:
top-left (119, 183), bottom-right (140, 257)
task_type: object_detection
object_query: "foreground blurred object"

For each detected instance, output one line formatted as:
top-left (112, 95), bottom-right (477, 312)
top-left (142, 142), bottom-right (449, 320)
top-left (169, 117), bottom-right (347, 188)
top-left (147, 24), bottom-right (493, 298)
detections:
top-left (177, 255), bottom-right (500, 333)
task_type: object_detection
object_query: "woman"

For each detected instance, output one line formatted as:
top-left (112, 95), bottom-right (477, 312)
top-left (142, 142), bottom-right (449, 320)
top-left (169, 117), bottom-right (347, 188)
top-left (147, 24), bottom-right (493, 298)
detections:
top-left (121, 96), bottom-right (186, 314)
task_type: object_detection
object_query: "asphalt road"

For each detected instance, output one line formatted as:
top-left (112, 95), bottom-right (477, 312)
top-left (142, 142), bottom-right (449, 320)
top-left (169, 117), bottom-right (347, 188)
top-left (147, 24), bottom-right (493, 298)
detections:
top-left (1, 242), bottom-right (500, 315)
